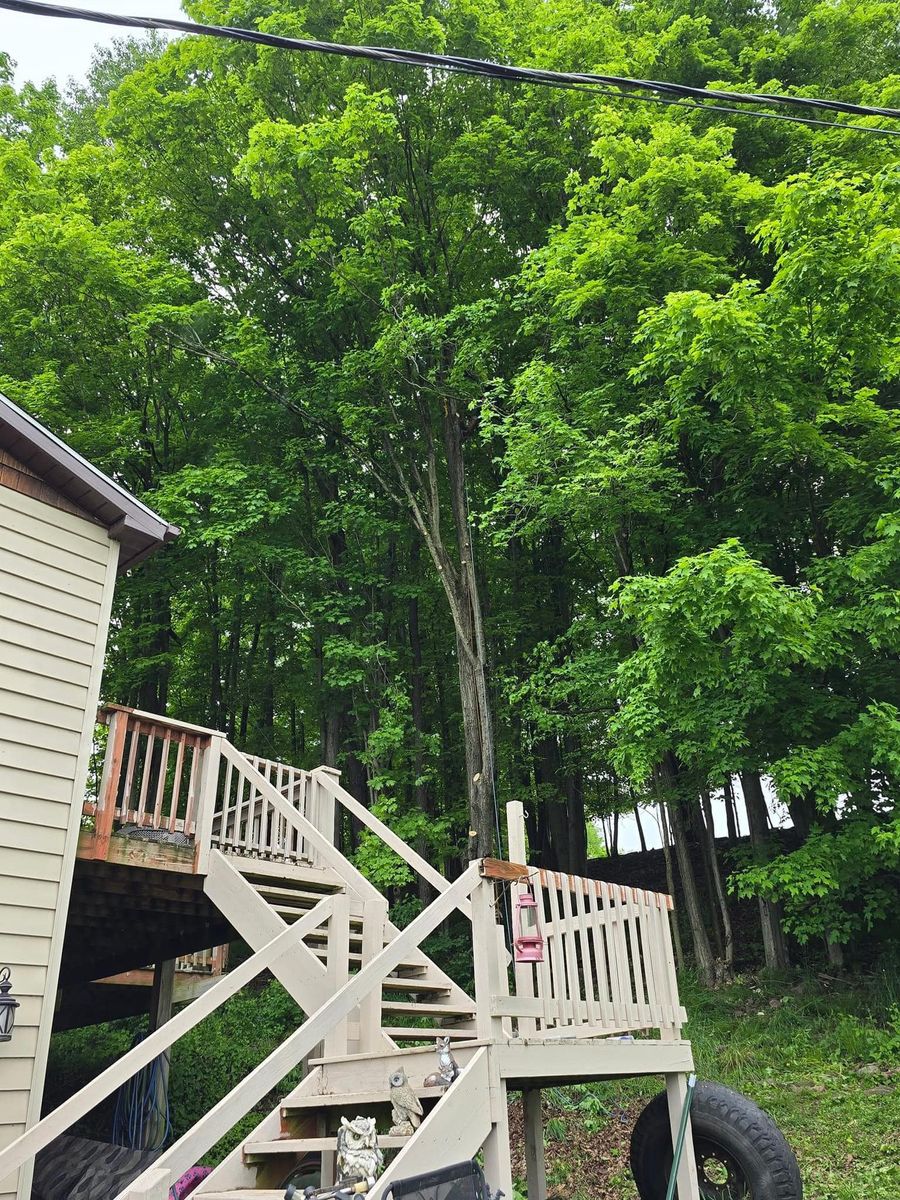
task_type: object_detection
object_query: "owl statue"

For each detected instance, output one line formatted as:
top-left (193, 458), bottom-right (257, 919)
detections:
top-left (336, 1115), bottom-right (384, 1183)
top-left (388, 1067), bottom-right (424, 1136)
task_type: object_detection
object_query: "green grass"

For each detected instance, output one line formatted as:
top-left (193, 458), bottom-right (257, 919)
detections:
top-left (530, 970), bottom-right (900, 1199)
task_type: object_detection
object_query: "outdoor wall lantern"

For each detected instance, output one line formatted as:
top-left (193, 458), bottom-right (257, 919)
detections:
top-left (0, 968), bottom-right (19, 1042)
top-left (513, 884), bottom-right (544, 963)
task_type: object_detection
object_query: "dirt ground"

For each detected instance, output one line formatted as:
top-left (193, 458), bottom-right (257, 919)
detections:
top-left (508, 1097), bottom-right (645, 1199)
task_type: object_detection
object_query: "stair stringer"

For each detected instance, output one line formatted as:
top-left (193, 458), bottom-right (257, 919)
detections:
top-left (193, 1068), bottom-right (325, 1195)
top-left (204, 850), bottom-right (333, 1012)
top-left (204, 851), bottom-right (406, 1055)
top-left (367, 1047), bottom-right (493, 1200)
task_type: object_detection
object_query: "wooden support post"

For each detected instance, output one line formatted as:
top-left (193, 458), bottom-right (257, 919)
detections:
top-left (483, 1077), bottom-right (514, 1200)
top-left (665, 1073), bottom-right (701, 1200)
top-left (314, 766), bottom-right (340, 851)
top-left (145, 959), bottom-right (176, 1150)
top-left (506, 801), bottom-right (536, 1037)
top-left (324, 890), bottom-right (351, 1059)
top-left (471, 879), bottom-right (505, 1044)
top-left (93, 708), bottom-right (129, 860)
top-left (523, 1090), bottom-right (546, 1200)
top-left (321, 891), bottom-right (355, 1191)
top-left (358, 898), bottom-right (388, 1053)
top-left (193, 734), bottom-right (223, 874)
top-left (506, 801), bottom-right (527, 865)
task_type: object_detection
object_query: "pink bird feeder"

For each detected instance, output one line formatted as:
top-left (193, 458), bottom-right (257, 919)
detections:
top-left (513, 884), bottom-right (544, 963)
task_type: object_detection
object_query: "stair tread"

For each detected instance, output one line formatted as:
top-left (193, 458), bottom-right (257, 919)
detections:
top-left (381, 979), bottom-right (450, 994)
top-left (224, 855), bottom-right (345, 887)
top-left (377, 1026), bottom-right (476, 1040)
top-left (381, 1001), bottom-right (474, 1016)
top-left (311, 1039), bottom-right (485, 1065)
top-left (196, 1192), bottom-right (288, 1198)
top-left (245, 1135), bottom-right (411, 1155)
top-left (281, 1086), bottom-right (438, 1110)
top-left (262, 888), bottom-right (356, 907)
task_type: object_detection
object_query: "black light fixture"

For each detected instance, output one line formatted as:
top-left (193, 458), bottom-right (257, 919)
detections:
top-left (0, 968), bottom-right (19, 1042)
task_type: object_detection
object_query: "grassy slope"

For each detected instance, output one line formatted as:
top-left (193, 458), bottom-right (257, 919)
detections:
top-left (511, 973), bottom-right (900, 1200)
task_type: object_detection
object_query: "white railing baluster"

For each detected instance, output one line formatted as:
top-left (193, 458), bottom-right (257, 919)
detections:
top-left (573, 879), bottom-right (597, 1028)
top-left (169, 734), bottom-right (186, 834)
top-left (586, 882), bottom-right (614, 1026)
top-left (559, 875), bottom-right (584, 1024)
top-left (624, 886), bottom-right (649, 1028)
top-left (533, 871), bottom-right (555, 1032)
top-left (545, 875), bottom-right (570, 1025)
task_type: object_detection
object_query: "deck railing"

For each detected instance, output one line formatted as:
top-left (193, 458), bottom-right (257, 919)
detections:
top-left (211, 751), bottom-right (313, 861)
top-left (84, 706), bottom-right (211, 859)
top-left (479, 856), bottom-right (684, 1041)
top-left (485, 804), bottom-right (685, 1041)
top-left (175, 945), bottom-right (229, 975)
top-left (84, 707), bottom-right (340, 869)
top-left (86, 707), bottom-right (469, 916)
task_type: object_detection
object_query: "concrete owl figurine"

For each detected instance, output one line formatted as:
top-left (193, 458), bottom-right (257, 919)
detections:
top-left (388, 1067), bottom-right (424, 1135)
top-left (336, 1115), bottom-right (384, 1182)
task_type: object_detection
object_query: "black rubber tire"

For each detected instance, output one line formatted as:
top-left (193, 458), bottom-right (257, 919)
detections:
top-left (629, 1081), bottom-right (803, 1199)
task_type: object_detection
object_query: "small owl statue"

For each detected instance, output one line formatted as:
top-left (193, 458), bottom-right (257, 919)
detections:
top-left (336, 1115), bottom-right (384, 1183)
top-left (423, 1036), bottom-right (461, 1089)
top-left (388, 1067), bottom-right (424, 1136)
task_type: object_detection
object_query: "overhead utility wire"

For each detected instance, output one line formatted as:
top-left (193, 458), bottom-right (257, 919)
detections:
top-left (3, 0), bottom-right (900, 136)
top-left (580, 84), bottom-right (900, 136)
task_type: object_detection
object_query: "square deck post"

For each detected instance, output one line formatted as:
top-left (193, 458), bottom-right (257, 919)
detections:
top-left (483, 1075), bottom-right (514, 1200)
top-left (665, 1073), bottom-right (702, 1200)
top-left (523, 1089), bottom-right (546, 1200)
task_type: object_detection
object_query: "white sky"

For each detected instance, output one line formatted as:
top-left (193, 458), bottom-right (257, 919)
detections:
top-left (2, 0), bottom-right (184, 87)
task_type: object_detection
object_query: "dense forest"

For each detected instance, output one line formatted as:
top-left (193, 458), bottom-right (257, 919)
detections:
top-left (1, 0), bottom-right (898, 984)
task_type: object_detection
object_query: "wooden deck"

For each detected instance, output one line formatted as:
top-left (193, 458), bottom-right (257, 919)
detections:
top-left (0, 705), bottom-right (704, 1200)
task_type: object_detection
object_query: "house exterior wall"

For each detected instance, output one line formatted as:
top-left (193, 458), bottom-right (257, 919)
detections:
top-left (0, 482), bottom-right (119, 1200)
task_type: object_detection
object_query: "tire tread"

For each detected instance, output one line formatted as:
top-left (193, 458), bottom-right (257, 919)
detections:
top-left (629, 1081), bottom-right (802, 1199)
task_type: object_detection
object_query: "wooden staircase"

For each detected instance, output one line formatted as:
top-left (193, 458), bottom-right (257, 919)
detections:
top-left (208, 852), bottom-right (479, 1047)
top-left (0, 705), bottom-right (704, 1200)
top-left (195, 1043), bottom-right (493, 1200)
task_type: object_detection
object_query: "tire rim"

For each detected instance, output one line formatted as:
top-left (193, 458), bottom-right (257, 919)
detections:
top-left (693, 1135), bottom-right (752, 1199)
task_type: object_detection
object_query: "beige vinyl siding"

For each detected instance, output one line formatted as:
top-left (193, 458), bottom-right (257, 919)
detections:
top-left (0, 483), bottom-right (119, 1200)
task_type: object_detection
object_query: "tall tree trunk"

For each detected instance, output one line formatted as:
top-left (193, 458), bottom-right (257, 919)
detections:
top-left (392, 394), bottom-right (496, 857)
top-left (657, 755), bottom-right (716, 986)
top-left (206, 547), bottom-right (222, 727)
top-left (563, 735), bottom-right (587, 876)
top-left (701, 791), bottom-right (733, 980)
top-left (633, 803), bottom-right (648, 853)
top-left (788, 793), bottom-right (817, 840)
top-left (688, 794), bottom-right (723, 959)
top-left (239, 622), bottom-right (261, 746)
top-left (136, 572), bottom-right (173, 715)
top-left (667, 801), bottom-right (716, 986)
top-left (658, 803), bottom-right (684, 970)
top-left (825, 938), bottom-right (845, 970)
top-left (739, 771), bottom-right (790, 971)
top-left (724, 775), bottom-right (739, 840)
top-left (409, 579), bottom-right (438, 902)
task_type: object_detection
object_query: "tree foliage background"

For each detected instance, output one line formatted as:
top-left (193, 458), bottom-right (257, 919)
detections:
top-left (1, 0), bottom-right (899, 980)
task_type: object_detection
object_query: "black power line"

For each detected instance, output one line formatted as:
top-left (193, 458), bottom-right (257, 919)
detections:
top-left (2, 0), bottom-right (900, 136)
